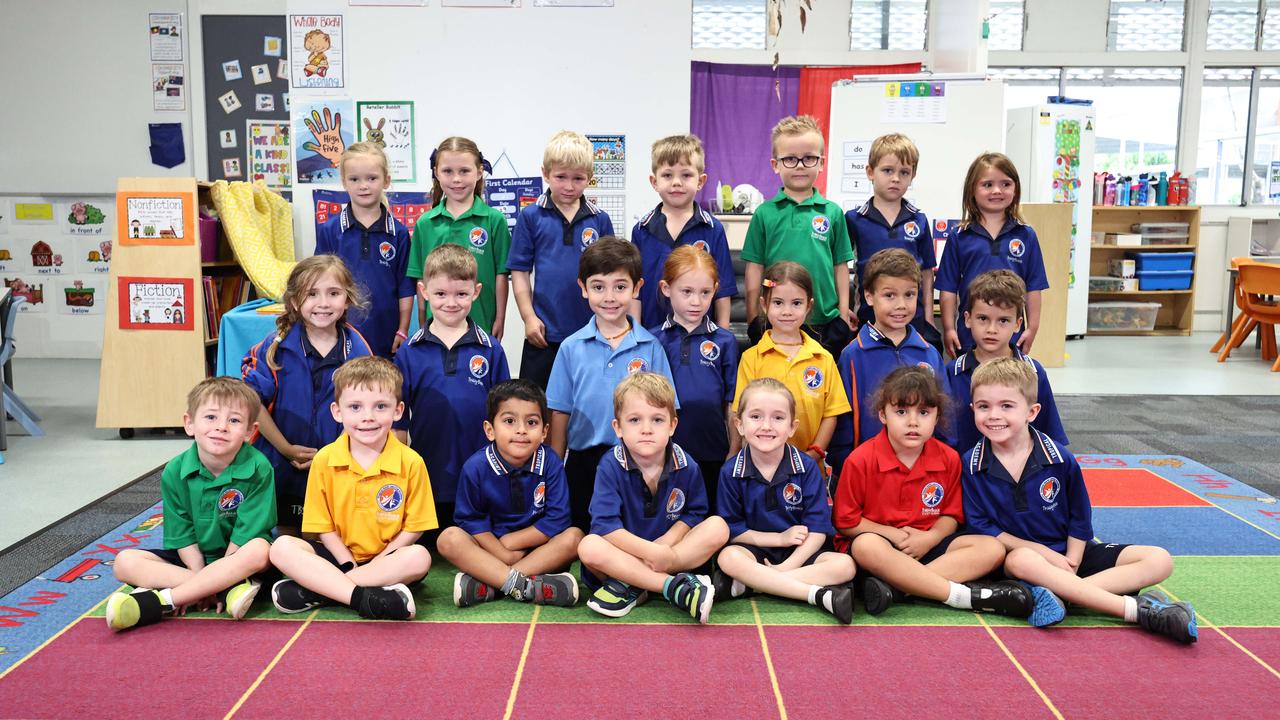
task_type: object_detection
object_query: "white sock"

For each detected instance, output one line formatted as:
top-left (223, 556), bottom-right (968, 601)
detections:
top-left (157, 588), bottom-right (174, 608)
top-left (731, 579), bottom-right (747, 598)
top-left (807, 585), bottom-right (833, 613)
top-left (944, 582), bottom-right (972, 609)
top-left (1123, 595), bottom-right (1139, 623)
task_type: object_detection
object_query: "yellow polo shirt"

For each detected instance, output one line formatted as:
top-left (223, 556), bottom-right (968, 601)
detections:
top-left (302, 433), bottom-right (438, 563)
top-left (733, 330), bottom-right (851, 451)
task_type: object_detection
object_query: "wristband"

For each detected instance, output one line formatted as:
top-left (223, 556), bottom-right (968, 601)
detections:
top-left (395, 330), bottom-right (409, 340)
top-left (806, 444), bottom-right (827, 459)
top-left (339, 560), bottom-right (357, 573)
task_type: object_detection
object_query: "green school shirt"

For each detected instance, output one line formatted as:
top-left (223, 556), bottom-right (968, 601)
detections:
top-left (161, 443), bottom-right (277, 564)
top-left (741, 189), bottom-right (854, 325)
top-left (410, 196), bottom-right (512, 333)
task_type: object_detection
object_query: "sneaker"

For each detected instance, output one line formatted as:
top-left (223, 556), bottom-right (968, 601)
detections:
top-left (815, 585), bottom-right (854, 625)
top-left (528, 573), bottom-right (579, 607)
top-left (453, 573), bottom-right (500, 608)
top-left (1136, 591), bottom-right (1198, 644)
top-left (711, 566), bottom-right (735, 602)
top-left (353, 583), bottom-right (416, 620)
top-left (862, 576), bottom-right (903, 616)
top-left (271, 579), bottom-right (328, 614)
top-left (587, 579), bottom-right (649, 618)
top-left (967, 580), bottom-right (1034, 617)
top-left (226, 580), bottom-right (261, 620)
top-left (105, 589), bottom-right (170, 631)
top-left (1024, 583), bottom-right (1066, 628)
top-left (666, 573), bottom-right (715, 624)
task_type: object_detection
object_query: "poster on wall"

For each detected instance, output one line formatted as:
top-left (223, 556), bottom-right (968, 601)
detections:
top-left (0, 237), bottom-right (24, 273)
top-left (14, 203), bottom-right (54, 223)
top-left (289, 14), bottom-right (344, 90)
top-left (355, 101), bottom-right (416, 182)
top-left (58, 277), bottom-right (106, 316)
top-left (586, 134), bottom-right (626, 229)
top-left (247, 119), bottom-right (292, 189)
top-left (61, 200), bottom-right (111, 236)
top-left (312, 189), bottom-right (431, 239)
top-left (0, 204), bottom-right (7, 234)
top-left (294, 100), bottom-right (354, 184)
top-left (4, 277), bottom-right (48, 313)
top-left (22, 237), bottom-right (72, 276)
top-left (152, 63), bottom-right (186, 111)
top-left (117, 193), bottom-right (194, 246)
top-left (148, 13), bottom-right (184, 62)
top-left (76, 237), bottom-right (113, 274)
top-left (118, 276), bottom-right (195, 330)
top-left (485, 177), bottom-right (543, 230)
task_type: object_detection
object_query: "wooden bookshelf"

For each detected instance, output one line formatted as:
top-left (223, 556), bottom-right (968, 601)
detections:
top-left (1089, 206), bottom-right (1201, 336)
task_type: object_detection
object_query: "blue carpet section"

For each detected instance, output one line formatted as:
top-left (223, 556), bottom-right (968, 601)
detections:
top-left (1092, 506), bottom-right (1280, 555)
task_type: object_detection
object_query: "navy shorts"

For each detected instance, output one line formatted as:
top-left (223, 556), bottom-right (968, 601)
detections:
top-left (723, 540), bottom-right (833, 568)
top-left (848, 529), bottom-right (972, 565)
top-left (138, 547), bottom-right (275, 585)
top-left (1077, 541), bottom-right (1132, 579)
top-left (579, 557), bottom-right (714, 593)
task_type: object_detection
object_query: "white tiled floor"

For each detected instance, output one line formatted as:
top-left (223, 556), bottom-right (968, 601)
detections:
top-left (1047, 331), bottom-right (1280, 395)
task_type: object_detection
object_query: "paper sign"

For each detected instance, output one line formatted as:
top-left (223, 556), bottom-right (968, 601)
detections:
top-left (118, 193), bottom-right (194, 246)
top-left (0, 237), bottom-right (22, 273)
top-left (222, 59), bottom-right (242, 81)
top-left (15, 203), bottom-right (54, 222)
top-left (118, 276), bottom-right (194, 330)
top-left (222, 158), bottom-right (243, 178)
top-left (484, 177), bottom-right (543, 229)
top-left (264, 36), bottom-right (283, 57)
top-left (24, 237), bottom-right (70, 275)
top-left (62, 200), bottom-right (111, 236)
top-left (843, 140), bottom-right (871, 160)
top-left (295, 99), bottom-right (353, 184)
top-left (247, 119), bottom-right (291, 189)
top-left (255, 93), bottom-right (275, 112)
top-left (251, 63), bottom-right (271, 85)
top-left (220, 129), bottom-right (237, 149)
top-left (218, 90), bottom-right (242, 114)
top-left (59, 278), bottom-right (106, 316)
top-left (148, 13), bottom-right (183, 61)
top-left (152, 63), bottom-right (185, 111)
top-left (356, 101), bottom-right (415, 182)
top-left (289, 14), bottom-right (345, 89)
top-left (76, 237), bottom-right (113, 274)
top-left (4, 277), bottom-right (48, 313)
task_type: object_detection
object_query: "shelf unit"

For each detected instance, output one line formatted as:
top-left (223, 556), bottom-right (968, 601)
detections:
top-left (1089, 205), bottom-right (1201, 336)
top-left (197, 181), bottom-right (254, 367)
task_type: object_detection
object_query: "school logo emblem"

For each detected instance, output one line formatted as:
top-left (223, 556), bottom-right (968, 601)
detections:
top-left (699, 340), bottom-right (720, 361)
top-left (934, 219), bottom-right (948, 233)
top-left (469, 355), bottom-right (489, 379)
top-left (581, 227), bottom-right (599, 247)
top-left (802, 366), bottom-right (823, 390)
top-left (917, 361), bottom-right (934, 371)
top-left (469, 227), bottom-right (488, 248)
top-left (1008, 238), bottom-right (1026, 257)
top-left (377, 484), bottom-right (404, 512)
top-left (533, 481), bottom-right (546, 509)
top-left (627, 358), bottom-right (648, 374)
top-left (379, 241), bottom-right (396, 261)
top-left (921, 482), bottom-right (944, 508)
top-left (693, 240), bottom-right (710, 253)
top-left (666, 488), bottom-right (686, 515)
top-left (904, 221), bottom-right (920, 238)
top-left (783, 482), bottom-right (803, 508)
top-left (811, 216), bottom-right (830, 235)
top-left (1039, 477), bottom-right (1061, 503)
top-left (218, 489), bottom-right (244, 511)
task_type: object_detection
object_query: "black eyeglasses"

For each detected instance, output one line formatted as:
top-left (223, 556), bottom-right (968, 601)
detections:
top-left (776, 155), bottom-right (822, 169)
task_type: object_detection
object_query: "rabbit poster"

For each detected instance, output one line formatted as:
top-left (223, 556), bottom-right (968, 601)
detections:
top-left (356, 101), bottom-right (416, 183)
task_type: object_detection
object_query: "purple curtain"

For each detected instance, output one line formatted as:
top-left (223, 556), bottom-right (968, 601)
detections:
top-left (691, 61), bottom-right (800, 211)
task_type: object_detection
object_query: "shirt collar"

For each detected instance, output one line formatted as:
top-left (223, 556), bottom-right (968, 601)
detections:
top-left (176, 442), bottom-right (258, 483)
top-left (660, 314), bottom-right (718, 336)
top-left (769, 188), bottom-right (829, 209)
top-left (871, 429), bottom-right (946, 474)
top-left (535, 190), bottom-right (601, 222)
top-left (970, 427), bottom-right (1064, 483)
top-left (588, 316), bottom-right (641, 350)
top-left (729, 445), bottom-right (806, 483)
top-left (483, 442), bottom-right (547, 477)
top-left (326, 433), bottom-right (408, 476)
top-left (969, 217), bottom-right (1024, 242)
top-left (757, 329), bottom-right (823, 362)
top-left (613, 442), bottom-right (689, 475)
top-left (340, 204), bottom-right (394, 234)
top-left (409, 318), bottom-right (491, 348)
top-left (952, 344), bottom-right (1029, 375)
top-left (855, 198), bottom-right (920, 227)
top-left (424, 195), bottom-right (479, 221)
top-left (299, 326), bottom-right (348, 360)
top-left (640, 203), bottom-right (713, 239)
top-left (860, 321), bottom-right (927, 351)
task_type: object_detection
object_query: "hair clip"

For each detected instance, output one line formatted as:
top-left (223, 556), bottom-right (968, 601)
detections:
top-left (429, 148), bottom-right (438, 170)
top-left (762, 278), bottom-right (778, 288)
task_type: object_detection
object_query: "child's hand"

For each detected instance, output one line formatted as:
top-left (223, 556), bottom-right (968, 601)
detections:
top-left (944, 329), bottom-right (962, 357)
top-left (843, 308), bottom-right (859, 331)
top-left (491, 316), bottom-right (505, 341)
top-left (287, 445), bottom-right (317, 469)
top-left (1016, 326), bottom-right (1038, 354)
top-left (391, 334), bottom-right (406, 354)
top-left (523, 314), bottom-right (547, 349)
top-left (896, 527), bottom-right (935, 560)
top-left (501, 548), bottom-right (526, 565)
top-left (1039, 546), bottom-right (1075, 573)
top-left (779, 525), bottom-right (808, 547)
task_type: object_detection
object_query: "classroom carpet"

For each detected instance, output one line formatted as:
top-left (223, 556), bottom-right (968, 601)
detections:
top-left (0, 453), bottom-right (1278, 718)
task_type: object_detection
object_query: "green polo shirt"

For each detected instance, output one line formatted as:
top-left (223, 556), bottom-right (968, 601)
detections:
top-left (410, 196), bottom-right (512, 333)
top-left (742, 188), bottom-right (854, 325)
top-left (161, 442), bottom-right (276, 564)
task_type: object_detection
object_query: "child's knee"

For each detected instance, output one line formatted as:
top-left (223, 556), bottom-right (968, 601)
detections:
top-left (716, 544), bottom-right (754, 571)
top-left (558, 527), bottom-right (586, 546)
top-left (268, 534), bottom-right (306, 563)
top-left (239, 538), bottom-right (272, 571)
top-left (1003, 546), bottom-right (1039, 577)
top-left (699, 516), bottom-right (730, 545)
top-left (112, 549), bottom-right (145, 581)
top-left (396, 544), bottom-right (432, 576)
top-left (849, 532), bottom-right (891, 561)
top-left (435, 526), bottom-right (469, 558)
top-left (1138, 546), bottom-right (1174, 582)
top-left (576, 534), bottom-right (609, 567)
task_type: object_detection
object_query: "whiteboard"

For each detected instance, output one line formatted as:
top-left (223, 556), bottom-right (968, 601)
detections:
top-left (826, 76), bottom-right (1005, 224)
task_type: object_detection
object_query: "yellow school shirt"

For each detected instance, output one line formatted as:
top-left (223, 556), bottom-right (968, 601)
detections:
top-left (302, 433), bottom-right (438, 563)
top-left (733, 330), bottom-right (851, 451)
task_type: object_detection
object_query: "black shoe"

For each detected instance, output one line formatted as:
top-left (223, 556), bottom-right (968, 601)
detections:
top-left (967, 580), bottom-right (1033, 617)
top-left (271, 579), bottom-right (328, 614)
top-left (711, 565), bottom-right (742, 602)
top-left (353, 584), bottom-right (416, 620)
top-left (1136, 592), bottom-right (1198, 644)
top-left (862, 576), bottom-right (904, 616)
top-left (816, 585), bottom-right (854, 625)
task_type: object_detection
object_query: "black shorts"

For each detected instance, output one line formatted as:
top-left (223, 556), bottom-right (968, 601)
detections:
top-left (724, 541), bottom-right (832, 568)
top-left (519, 340), bottom-right (562, 391)
top-left (565, 444), bottom-right (611, 532)
top-left (277, 493), bottom-right (305, 529)
top-left (1077, 541), bottom-right (1132, 579)
top-left (849, 529), bottom-right (972, 566)
top-left (303, 539), bottom-right (425, 586)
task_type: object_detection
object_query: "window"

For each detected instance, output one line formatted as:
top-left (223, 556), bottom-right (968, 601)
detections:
top-left (1263, 1), bottom-right (1280, 48)
top-left (987, 0), bottom-right (1025, 51)
top-left (1208, 0), bottom-right (1260, 50)
top-left (1250, 68), bottom-right (1280, 203)
top-left (692, 0), bottom-right (766, 50)
top-left (989, 66), bottom-right (1061, 109)
top-left (850, 0), bottom-right (928, 51)
top-left (1197, 68), bottom-right (1253, 204)
top-left (1108, 0), bottom-right (1185, 51)
top-left (1065, 67), bottom-right (1183, 175)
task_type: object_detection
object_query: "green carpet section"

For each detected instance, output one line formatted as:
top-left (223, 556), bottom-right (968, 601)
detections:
top-left (1159, 555), bottom-right (1280, 627)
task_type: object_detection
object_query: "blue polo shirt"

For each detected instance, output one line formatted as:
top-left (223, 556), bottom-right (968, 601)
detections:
top-left (651, 316), bottom-right (738, 462)
top-left (717, 445), bottom-right (832, 539)
top-left (935, 219), bottom-right (1049, 351)
top-left (393, 320), bottom-right (511, 503)
top-left (506, 192), bottom-right (616, 343)
top-left (942, 346), bottom-right (1068, 455)
top-left (828, 322), bottom-right (945, 475)
top-left (961, 427), bottom-right (1093, 554)
top-left (314, 206), bottom-right (415, 358)
top-left (454, 443), bottom-right (571, 539)
top-left (846, 198), bottom-right (935, 322)
top-left (589, 443), bottom-right (708, 540)
top-left (631, 204), bottom-right (738, 329)
top-left (546, 317), bottom-right (675, 451)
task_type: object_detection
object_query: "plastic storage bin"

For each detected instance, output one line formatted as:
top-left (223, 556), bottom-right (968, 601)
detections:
top-left (1136, 269), bottom-right (1193, 291)
top-left (1131, 222), bottom-right (1189, 235)
top-left (1125, 251), bottom-right (1194, 272)
top-left (1090, 275), bottom-right (1138, 292)
top-left (1087, 301), bottom-right (1160, 332)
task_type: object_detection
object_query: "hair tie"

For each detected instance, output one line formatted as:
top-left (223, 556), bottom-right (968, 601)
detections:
top-left (429, 148), bottom-right (438, 171)
top-left (762, 278), bottom-right (778, 288)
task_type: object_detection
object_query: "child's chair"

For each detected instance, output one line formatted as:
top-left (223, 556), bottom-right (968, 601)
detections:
top-left (1216, 260), bottom-right (1280, 371)
top-left (1210, 257), bottom-right (1250, 354)
top-left (0, 295), bottom-right (45, 450)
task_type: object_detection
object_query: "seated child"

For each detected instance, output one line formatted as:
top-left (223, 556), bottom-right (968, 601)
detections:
top-left (577, 373), bottom-right (730, 623)
top-left (106, 377), bottom-right (274, 631)
top-left (713, 378), bottom-right (856, 624)
top-left (943, 270), bottom-right (1066, 454)
top-left (437, 380), bottom-right (584, 607)
top-left (834, 366), bottom-right (1060, 622)
top-left (961, 359), bottom-right (1196, 643)
top-left (269, 357), bottom-right (436, 620)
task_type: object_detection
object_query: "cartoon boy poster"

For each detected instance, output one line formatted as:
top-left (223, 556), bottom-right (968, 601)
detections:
top-left (289, 15), bottom-right (344, 89)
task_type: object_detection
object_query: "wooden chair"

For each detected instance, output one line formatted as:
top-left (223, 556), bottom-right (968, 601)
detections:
top-left (1217, 261), bottom-right (1280, 371)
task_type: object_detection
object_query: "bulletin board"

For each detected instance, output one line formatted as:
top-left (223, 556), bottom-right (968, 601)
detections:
top-left (200, 15), bottom-right (291, 187)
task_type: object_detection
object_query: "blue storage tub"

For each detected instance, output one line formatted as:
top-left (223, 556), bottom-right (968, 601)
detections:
top-left (1126, 251), bottom-right (1194, 272)
top-left (1136, 269), bottom-right (1193, 291)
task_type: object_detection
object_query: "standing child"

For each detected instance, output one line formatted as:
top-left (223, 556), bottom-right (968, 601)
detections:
top-left (438, 380), bottom-right (584, 607)
top-left (962, 359), bottom-right (1196, 642)
top-left (395, 244), bottom-right (510, 526)
top-left (631, 134), bottom-right (737, 329)
top-left (651, 245), bottom-right (739, 509)
top-left (937, 152), bottom-right (1049, 357)
top-left (106, 378), bottom-right (274, 631)
top-left (733, 262), bottom-right (850, 470)
top-left (269, 357), bottom-right (435, 620)
top-left (743, 115), bottom-right (855, 358)
top-left (507, 130), bottom-right (616, 389)
top-left (408, 137), bottom-right (511, 338)
top-left (242, 255), bottom-right (372, 535)
top-left (314, 142), bottom-right (414, 358)
top-left (835, 366), bottom-right (1063, 623)
top-left (714, 379), bottom-right (856, 624)
top-left (577, 373), bottom-right (730, 622)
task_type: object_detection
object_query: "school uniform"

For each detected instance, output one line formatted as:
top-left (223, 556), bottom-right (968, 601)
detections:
top-left (732, 330), bottom-right (850, 455)
top-left (846, 198), bottom-right (936, 323)
top-left (631, 204), bottom-right (738, 329)
top-left (506, 192), bottom-right (616, 388)
top-left (409, 196), bottom-right (511, 333)
top-left (157, 443), bottom-right (276, 564)
top-left (314, 206), bottom-right (415, 358)
top-left (718, 445), bottom-right (832, 566)
top-left (942, 346), bottom-right (1068, 455)
top-left (454, 443), bottom-right (571, 541)
top-left (935, 219), bottom-right (1049, 351)
top-left (393, 320), bottom-right (510, 507)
